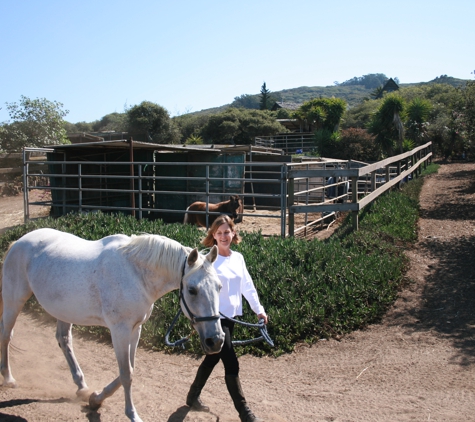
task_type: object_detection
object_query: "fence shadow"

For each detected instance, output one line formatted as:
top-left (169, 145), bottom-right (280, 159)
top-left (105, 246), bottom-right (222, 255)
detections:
top-left (384, 162), bottom-right (475, 365)
top-left (420, 167), bottom-right (475, 222)
top-left (400, 234), bottom-right (475, 366)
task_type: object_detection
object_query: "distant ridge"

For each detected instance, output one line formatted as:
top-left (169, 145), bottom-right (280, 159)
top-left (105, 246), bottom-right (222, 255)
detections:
top-left (190, 74), bottom-right (469, 116)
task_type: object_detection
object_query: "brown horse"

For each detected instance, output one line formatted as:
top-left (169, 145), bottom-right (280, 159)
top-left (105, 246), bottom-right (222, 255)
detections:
top-left (183, 195), bottom-right (243, 227)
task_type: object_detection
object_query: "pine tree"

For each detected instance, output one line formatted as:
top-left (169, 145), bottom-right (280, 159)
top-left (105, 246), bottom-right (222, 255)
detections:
top-left (259, 82), bottom-right (271, 110)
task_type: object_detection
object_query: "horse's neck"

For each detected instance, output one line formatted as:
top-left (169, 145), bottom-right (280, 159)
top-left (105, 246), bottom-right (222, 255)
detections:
top-left (143, 269), bottom-right (181, 302)
top-left (139, 254), bottom-right (185, 302)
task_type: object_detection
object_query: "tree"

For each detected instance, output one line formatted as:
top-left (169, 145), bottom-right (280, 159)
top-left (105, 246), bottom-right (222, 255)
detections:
top-left (200, 108), bottom-right (287, 145)
top-left (338, 128), bottom-right (379, 161)
top-left (405, 98), bottom-right (432, 145)
top-left (405, 83), bottom-right (462, 157)
top-left (63, 121), bottom-right (95, 133)
top-left (231, 94), bottom-right (260, 109)
top-left (259, 82), bottom-right (272, 110)
top-left (93, 112), bottom-right (127, 132)
top-left (341, 99), bottom-right (381, 129)
top-left (454, 80), bottom-right (475, 156)
top-left (173, 113), bottom-right (211, 144)
top-left (368, 93), bottom-right (405, 156)
top-left (184, 134), bottom-right (204, 145)
top-left (339, 73), bottom-right (388, 89)
top-left (315, 128), bottom-right (379, 161)
top-left (0, 95), bottom-right (69, 152)
top-left (126, 101), bottom-right (180, 144)
top-left (370, 86), bottom-right (384, 99)
top-left (293, 97), bottom-right (346, 132)
top-left (341, 82), bottom-right (468, 158)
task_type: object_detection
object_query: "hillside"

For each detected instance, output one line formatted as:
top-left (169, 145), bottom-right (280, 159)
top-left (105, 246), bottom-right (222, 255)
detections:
top-left (191, 74), bottom-right (469, 116)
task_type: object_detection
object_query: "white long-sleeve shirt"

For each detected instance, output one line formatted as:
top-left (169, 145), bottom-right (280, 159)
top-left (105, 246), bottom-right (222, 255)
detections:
top-left (213, 251), bottom-right (266, 318)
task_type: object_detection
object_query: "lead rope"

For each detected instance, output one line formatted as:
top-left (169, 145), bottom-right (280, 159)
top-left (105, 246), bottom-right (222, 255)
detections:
top-left (164, 308), bottom-right (190, 348)
top-left (219, 312), bottom-right (274, 347)
top-left (164, 308), bottom-right (274, 348)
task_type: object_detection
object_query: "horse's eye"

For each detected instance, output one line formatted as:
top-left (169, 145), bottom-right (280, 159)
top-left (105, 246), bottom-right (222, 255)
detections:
top-left (188, 287), bottom-right (198, 296)
top-left (218, 284), bottom-right (222, 292)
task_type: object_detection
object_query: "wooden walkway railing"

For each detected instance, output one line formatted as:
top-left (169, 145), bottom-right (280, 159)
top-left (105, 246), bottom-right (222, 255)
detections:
top-left (287, 142), bottom-right (432, 234)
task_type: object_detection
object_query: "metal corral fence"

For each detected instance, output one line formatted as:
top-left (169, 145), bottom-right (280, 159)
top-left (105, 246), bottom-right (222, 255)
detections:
top-left (255, 133), bottom-right (315, 155)
top-left (22, 149), bottom-right (291, 234)
top-left (21, 142), bottom-right (431, 238)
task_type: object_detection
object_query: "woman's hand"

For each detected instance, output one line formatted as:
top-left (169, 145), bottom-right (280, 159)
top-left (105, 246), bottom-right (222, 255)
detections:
top-left (258, 313), bottom-right (268, 324)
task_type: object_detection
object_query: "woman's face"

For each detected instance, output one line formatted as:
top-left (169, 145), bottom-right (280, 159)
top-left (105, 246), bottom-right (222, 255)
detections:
top-left (213, 222), bottom-right (234, 252)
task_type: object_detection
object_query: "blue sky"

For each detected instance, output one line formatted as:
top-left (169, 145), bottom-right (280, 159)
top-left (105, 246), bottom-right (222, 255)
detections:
top-left (1, 0), bottom-right (473, 124)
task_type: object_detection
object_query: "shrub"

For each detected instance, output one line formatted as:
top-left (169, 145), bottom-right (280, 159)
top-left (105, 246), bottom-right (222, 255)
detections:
top-left (337, 128), bottom-right (379, 161)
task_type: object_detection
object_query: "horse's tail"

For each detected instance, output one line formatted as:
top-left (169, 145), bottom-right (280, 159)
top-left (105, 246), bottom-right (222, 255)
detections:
top-left (183, 206), bottom-right (191, 224)
top-left (0, 241), bottom-right (16, 323)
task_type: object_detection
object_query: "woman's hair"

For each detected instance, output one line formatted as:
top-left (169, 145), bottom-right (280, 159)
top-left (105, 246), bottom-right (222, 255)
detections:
top-left (201, 215), bottom-right (242, 247)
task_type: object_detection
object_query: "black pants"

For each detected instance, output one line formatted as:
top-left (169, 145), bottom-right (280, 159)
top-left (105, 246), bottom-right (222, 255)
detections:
top-left (201, 318), bottom-right (239, 376)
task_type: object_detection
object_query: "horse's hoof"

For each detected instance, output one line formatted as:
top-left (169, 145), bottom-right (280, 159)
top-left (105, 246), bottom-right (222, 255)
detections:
top-left (88, 391), bottom-right (103, 410)
top-left (76, 387), bottom-right (90, 402)
top-left (2, 379), bottom-right (17, 388)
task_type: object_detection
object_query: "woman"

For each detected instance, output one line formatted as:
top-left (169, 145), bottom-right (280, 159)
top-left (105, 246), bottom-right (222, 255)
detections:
top-left (186, 215), bottom-right (267, 422)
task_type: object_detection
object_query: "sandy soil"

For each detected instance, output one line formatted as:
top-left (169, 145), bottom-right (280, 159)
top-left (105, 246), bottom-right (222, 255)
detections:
top-left (0, 189), bottom-right (52, 235)
top-left (0, 161), bottom-right (474, 422)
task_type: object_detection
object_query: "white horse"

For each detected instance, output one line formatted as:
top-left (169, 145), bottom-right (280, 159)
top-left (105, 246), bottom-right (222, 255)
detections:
top-left (0, 228), bottom-right (224, 422)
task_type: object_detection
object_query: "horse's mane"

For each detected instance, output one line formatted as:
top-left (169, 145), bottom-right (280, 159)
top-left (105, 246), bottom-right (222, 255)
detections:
top-left (120, 234), bottom-right (187, 274)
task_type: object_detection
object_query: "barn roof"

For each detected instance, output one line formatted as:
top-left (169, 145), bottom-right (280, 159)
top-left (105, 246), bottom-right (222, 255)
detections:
top-left (382, 78), bottom-right (399, 93)
top-left (48, 139), bottom-right (284, 155)
top-left (271, 101), bottom-right (302, 111)
top-left (51, 139), bottom-right (203, 151)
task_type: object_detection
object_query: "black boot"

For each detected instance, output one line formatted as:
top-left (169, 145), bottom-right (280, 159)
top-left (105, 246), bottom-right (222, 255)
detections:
top-left (225, 374), bottom-right (264, 422)
top-left (186, 365), bottom-right (213, 412)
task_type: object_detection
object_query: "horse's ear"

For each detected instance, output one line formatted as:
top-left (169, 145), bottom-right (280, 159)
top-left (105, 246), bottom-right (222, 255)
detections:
top-left (188, 248), bottom-right (199, 266)
top-left (206, 245), bottom-right (218, 263)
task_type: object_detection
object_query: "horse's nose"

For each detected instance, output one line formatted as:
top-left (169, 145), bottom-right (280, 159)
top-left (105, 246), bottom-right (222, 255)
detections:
top-left (205, 335), bottom-right (224, 353)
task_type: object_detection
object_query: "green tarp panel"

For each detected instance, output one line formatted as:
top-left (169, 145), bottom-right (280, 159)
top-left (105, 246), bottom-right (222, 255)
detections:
top-left (48, 148), bottom-right (154, 218)
top-left (153, 152), bottom-right (245, 223)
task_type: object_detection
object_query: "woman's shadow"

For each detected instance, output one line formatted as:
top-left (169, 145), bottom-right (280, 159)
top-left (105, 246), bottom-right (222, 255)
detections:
top-left (167, 405), bottom-right (190, 421)
top-left (167, 405), bottom-right (219, 421)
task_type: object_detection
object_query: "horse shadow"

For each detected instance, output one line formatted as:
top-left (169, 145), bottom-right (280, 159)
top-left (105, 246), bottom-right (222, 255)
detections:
top-left (0, 412), bottom-right (28, 422)
top-left (0, 397), bottom-right (106, 422)
top-left (0, 397), bottom-right (218, 421)
top-left (0, 399), bottom-right (32, 422)
top-left (0, 397), bottom-right (71, 421)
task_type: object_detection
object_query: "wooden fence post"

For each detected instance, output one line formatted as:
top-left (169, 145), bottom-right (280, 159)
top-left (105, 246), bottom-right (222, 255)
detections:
top-left (288, 176), bottom-right (295, 237)
top-left (351, 176), bottom-right (358, 231)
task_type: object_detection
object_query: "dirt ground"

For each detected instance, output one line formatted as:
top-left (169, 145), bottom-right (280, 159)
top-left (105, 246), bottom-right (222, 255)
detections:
top-left (0, 161), bottom-right (474, 422)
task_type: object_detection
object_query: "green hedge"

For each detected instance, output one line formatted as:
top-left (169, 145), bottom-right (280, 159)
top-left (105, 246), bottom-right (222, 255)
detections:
top-left (0, 163), bottom-right (438, 356)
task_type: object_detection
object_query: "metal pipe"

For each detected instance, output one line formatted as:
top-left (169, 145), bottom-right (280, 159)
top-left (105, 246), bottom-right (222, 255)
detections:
top-left (129, 138), bottom-right (135, 217)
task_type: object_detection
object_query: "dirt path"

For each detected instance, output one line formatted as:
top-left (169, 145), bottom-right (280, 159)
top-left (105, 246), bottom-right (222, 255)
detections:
top-left (0, 161), bottom-right (474, 422)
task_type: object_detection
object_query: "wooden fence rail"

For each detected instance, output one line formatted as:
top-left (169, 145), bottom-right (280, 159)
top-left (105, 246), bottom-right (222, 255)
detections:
top-left (287, 142), bottom-right (432, 234)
